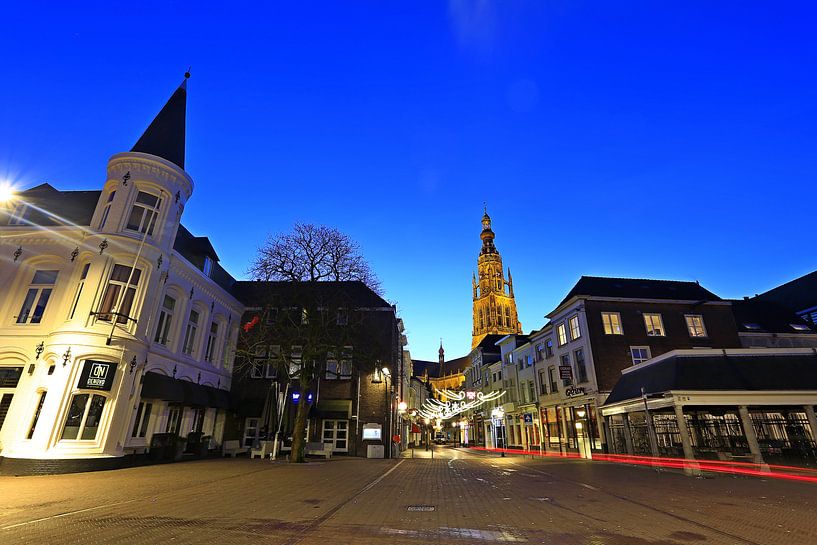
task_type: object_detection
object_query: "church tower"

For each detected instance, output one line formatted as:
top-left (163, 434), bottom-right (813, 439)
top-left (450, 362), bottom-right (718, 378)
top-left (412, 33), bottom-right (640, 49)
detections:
top-left (472, 208), bottom-right (522, 348)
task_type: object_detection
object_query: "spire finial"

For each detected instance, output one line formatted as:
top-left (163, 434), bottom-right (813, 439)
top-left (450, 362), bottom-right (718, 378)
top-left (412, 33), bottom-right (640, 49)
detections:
top-left (483, 201), bottom-right (487, 214)
top-left (185, 67), bottom-right (191, 79)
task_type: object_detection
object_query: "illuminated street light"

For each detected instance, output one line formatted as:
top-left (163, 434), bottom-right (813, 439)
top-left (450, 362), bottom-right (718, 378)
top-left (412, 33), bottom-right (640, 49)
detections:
top-left (398, 401), bottom-right (407, 413)
top-left (382, 366), bottom-right (391, 377)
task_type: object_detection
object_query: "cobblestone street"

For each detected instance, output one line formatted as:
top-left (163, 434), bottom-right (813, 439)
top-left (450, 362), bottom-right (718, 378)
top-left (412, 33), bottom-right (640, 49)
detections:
top-left (2, 447), bottom-right (816, 544)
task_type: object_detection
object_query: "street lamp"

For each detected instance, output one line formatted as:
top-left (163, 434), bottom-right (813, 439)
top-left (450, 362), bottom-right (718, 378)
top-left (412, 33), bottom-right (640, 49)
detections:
top-left (491, 406), bottom-right (505, 457)
top-left (398, 401), bottom-right (407, 413)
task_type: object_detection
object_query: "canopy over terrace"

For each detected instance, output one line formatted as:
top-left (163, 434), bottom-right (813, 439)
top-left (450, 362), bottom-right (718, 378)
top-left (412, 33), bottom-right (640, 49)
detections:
top-left (601, 348), bottom-right (817, 466)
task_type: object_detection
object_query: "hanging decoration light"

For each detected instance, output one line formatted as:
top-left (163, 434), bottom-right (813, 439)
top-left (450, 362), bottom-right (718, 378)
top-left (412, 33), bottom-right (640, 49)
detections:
top-left (416, 388), bottom-right (506, 421)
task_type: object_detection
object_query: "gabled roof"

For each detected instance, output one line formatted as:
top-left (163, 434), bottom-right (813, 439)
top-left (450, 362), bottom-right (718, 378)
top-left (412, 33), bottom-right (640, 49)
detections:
top-left (729, 298), bottom-right (816, 334)
top-left (558, 276), bottom-right (721, 308)
top-left (412, 354), bottom-right (471, 379)
top-left (232, 280), bottom-right (391, 309)
top-left (757, 270), bottom-right (817, 315)
top-left (604, 351), bottom-right (817, 405)
top-left (131, 79), bottom-right (187, 169)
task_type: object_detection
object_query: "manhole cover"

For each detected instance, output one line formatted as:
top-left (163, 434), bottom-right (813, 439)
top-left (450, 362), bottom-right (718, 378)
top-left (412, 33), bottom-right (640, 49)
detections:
top-left (407, 505), bottom-right (436, 512)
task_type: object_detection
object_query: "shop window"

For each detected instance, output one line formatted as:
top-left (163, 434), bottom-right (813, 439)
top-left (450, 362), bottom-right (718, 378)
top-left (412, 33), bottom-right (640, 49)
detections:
top-left (97, 264), bottom-right (141, 324)
top-left (16, 270), bottom-right (59, 324)
top-left (61, 393), bottom-right (107, 440)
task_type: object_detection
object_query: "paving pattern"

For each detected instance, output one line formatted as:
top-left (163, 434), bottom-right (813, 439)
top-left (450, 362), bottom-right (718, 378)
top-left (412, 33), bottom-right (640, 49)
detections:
top-left (1, 447), bottom-right (816, 544)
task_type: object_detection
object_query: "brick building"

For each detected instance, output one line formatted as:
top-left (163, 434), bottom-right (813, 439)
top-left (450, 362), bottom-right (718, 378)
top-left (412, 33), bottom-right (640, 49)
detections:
top-left (228, 281), bottom-right (403, 458)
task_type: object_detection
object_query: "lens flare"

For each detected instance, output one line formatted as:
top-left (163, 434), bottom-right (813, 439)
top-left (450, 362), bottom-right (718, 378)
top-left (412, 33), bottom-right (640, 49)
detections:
top-left (0, 181), bottom-right (17, 204)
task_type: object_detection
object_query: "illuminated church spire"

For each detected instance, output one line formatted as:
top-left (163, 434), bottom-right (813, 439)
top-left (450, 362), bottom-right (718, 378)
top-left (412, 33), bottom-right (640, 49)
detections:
top-left (472, 207), bottom-right (522, 348)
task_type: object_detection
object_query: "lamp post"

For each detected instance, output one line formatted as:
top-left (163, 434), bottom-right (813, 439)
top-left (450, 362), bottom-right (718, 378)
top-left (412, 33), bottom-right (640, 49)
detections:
top-left (491, 406), bottom-right (505, 457)
top-left (382, 366), bottom-right (392, 458)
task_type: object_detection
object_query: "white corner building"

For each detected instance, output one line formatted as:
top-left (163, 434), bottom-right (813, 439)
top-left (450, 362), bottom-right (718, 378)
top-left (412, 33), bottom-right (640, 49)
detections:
top-left (0, 77), bottom-right (244, 474)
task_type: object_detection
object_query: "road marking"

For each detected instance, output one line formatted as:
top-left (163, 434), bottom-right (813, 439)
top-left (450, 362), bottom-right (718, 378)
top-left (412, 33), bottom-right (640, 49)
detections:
top-left (1, 499), bottom-right (138, 530)
top-left (580, 483), bottom-right (599, 491)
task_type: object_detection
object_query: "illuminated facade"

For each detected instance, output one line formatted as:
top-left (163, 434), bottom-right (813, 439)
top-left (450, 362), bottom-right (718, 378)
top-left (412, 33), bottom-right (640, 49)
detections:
top-left (0, 78), bottom-right (243, 473)
top-left (472, 210), bottom-right (521, 349)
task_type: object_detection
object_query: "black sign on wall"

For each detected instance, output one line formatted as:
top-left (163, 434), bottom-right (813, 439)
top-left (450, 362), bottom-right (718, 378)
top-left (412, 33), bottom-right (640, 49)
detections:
top-left (559, 365), bottom-right (573, 380)
top-left (78, 360), bottom-right (117, 391)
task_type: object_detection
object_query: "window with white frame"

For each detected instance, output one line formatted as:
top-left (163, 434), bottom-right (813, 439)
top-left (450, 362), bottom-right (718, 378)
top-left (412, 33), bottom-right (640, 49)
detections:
top-left (17, 270), bottom-right (59, 324)
top-left (630, 346), bottom-right (651, 365)
top-left (153, 294), bottom-right (176, 345)
top-left (203, 256), bottom-right (213, 278)
top-left (643, 313), bottom-right (665, 336)
top-left (68, 263), bottom-right (91, 320)
top-left (131, 401), bottom-right (152, 438)
top-left (685, 315), bottom-right (707, 337)
top-left (182, 309), bottom-right (200, 356)
top-left (527, 380), bottom-right (535, 403)
top-left (204, 321), bottom-right (219, 362)
top-left (99, 190), bottom-right (116, 229)
top-left (97, 264), bottom-right (142, 324)
top-left (538, 370), bottom-right (548, 395)
top-left (601, 312), bottom-right (623, 335)
top-left (557, 323), bottom-right (568, 346)
top-left (289, 345), bottom-right (303, 377)
top-left (61, 393), bottom-right (107, 440)
top-left (325, 351), bottom-right (339, 380)
top-left (125, 190), bottom-right (162, 235)
top-left (535, 343), bottom-right (544, 361)
top-left (545, 339), bottom-right (553, 358)
top-left (569, 315), bottom-right (581, 340)
top-left (548, 367), bottom-right (558, 393)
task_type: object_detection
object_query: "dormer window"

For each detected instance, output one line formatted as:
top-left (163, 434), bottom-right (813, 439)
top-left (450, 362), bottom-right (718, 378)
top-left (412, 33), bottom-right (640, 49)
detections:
top-left (126, 191), bottom-right (161, 235)
top-left (203, 256), bottom-right (213, 277)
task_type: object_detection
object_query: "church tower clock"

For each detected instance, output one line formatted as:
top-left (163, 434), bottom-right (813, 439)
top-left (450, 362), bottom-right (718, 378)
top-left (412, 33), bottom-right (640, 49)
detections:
top-left (472, 208), bottom-right (522, 348)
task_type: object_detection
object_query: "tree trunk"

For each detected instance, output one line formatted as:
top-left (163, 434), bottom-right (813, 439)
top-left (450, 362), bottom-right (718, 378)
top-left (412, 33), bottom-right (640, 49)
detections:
top-left (289, 383), bottom-right (310, 463)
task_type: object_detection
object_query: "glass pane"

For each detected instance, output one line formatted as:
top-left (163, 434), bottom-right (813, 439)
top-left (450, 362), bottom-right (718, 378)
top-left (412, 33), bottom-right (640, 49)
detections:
top-left (17, 289), bottom-right (38, 323)
top-left (325, 421), bottom-right (335, 430)
top-left (337, 430), bottom-right (347, 439)
top-left (117, 288), bottom-right (136, 324)
top-left (126, 206), bottom-right (143, 231)
top-left (163, 295), bottom-right (176, 310)
top-left (80, 263), bottom-right (90, 280)
top-left (81, 395), bottom-right (106, 440)
top-left (136, 191), bottom-right (159, 207)
top-left (132, 403), bottom-right (144, 437)
top-left (61, 394), bottom-right (89, 440)
top-left (30, 289), bottom-right (52, 323)
top-left (32, 270), bottom-right (59, 284)
top-left (338, 421), bottom-right (347, 429)
top-left (335, 440), bottom-right (346, 449)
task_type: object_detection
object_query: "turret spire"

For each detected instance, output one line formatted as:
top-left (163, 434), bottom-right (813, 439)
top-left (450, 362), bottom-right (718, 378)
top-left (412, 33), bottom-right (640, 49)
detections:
top-left (131, 73), bottom-right (188, 169)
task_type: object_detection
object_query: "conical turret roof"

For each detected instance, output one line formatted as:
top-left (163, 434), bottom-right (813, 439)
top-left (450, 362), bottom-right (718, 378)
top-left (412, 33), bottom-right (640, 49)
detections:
top-left (131, 77), bottom-right (188, 169)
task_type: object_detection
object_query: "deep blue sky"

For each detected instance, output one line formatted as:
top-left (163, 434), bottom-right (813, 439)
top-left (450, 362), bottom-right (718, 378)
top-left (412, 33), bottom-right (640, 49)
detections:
top-left (2, 2), bottom-right (815, 361)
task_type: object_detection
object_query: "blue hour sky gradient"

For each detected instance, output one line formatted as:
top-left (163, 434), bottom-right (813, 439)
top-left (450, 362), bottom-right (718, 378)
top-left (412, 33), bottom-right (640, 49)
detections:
top-left (1, 2), bottom-right (815, 361)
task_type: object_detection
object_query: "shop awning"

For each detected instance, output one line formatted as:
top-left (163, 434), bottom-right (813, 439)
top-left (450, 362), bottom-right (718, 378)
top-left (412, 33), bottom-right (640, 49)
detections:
top-left (605, 351), bottom-right (817, 406)
top-left (309, 399), bottom-right (352, 419)
top-left (205, 386), bottom-right (231, 409)
top-left (141, 372), bottom-right (185, 403)
top-left (181, 381), bottom-right (210, 407)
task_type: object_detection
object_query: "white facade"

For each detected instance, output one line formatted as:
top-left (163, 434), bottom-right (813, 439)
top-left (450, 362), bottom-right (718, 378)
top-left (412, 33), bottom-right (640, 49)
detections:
top-left (0, 86), bottom-right (243, 469)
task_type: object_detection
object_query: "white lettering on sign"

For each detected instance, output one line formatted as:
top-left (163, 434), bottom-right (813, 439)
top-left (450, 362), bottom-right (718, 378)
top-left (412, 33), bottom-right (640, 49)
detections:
top-left (87, 363), bottom-right (109, 387)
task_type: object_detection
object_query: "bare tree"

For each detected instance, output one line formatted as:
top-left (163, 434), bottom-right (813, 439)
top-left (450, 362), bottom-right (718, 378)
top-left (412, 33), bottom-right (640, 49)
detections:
top-left (250, 223), bottom-right (382, 295)
top-left (234, 285), bottom-right (388, 463)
